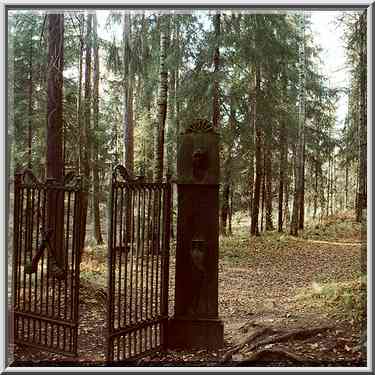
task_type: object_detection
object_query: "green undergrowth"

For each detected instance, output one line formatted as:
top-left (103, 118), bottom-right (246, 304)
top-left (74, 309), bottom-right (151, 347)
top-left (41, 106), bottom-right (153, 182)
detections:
top-left (303, 214), bottom-right (364, 242)
top-left (295, 274), bottom-right (367, 325)
top-left (219, 228), bottom-right (296, 265)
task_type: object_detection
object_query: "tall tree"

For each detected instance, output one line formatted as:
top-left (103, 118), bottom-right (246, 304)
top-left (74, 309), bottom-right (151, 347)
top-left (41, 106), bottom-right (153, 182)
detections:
top-left (27, 23), bottom-right (34, 169)
top-left (278, 98), bottom-right (288, 232)
top-left (250, 63), bottom-right (262, 236)
top-left (264, 115), bottom-right (274, 231)
top-left (46, 13), bottom-right (64, 267)
top-left (46, 14), bottom-right (64, 182)
top-left (154, 15), bottom-right (169, 182)
top-left (92, 13), bottom-right (104, 245)
top-left (77, 14), bottom-right (85, 174)
top-left (123, 12), bottom-right (134, 174)
top-left (356, 11), bottom-right (367, 222)
top-left (82, 13), bottom-right (92, 190)
top-left (212, 13), bottom-right (221, 130)
top-left (290, 14), bottom-right (306, 236)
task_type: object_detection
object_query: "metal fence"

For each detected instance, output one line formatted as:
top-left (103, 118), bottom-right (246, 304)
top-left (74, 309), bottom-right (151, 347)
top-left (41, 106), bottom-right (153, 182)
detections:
top-left (11, 169), bottom-right (87, 356)
top-left (106, 165), bottom-right (171, 362)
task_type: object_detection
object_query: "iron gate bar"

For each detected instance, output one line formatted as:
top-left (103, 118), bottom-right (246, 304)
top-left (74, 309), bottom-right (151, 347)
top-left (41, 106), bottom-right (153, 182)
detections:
top-left (106, 166), bottom-right (171, 363)
top-left (11, 170), bottom-right (87, 357)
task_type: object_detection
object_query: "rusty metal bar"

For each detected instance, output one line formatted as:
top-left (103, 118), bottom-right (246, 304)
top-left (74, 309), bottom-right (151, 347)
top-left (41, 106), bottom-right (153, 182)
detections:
top-left (118, 185), bottom-right (124, 329)
top-left (34, 187), bottom-right (41, 315)
top-left (123, 186), bottom-right (129, 329)
top-left (140, 187), bottom-right (146, 322)
top-left (149, 187), bottom-right (156, 322)
top-left (115, 185), bottom-right (122, 331)
top-left (129, 186), bottom-right (135, 327)
top-left (64, 191), bottom-right (71, 323)
top-left (135, 186), bottom-right (141, 324)
top-left (106, 172), bottom-right (116, 362)
top-left (160, 182), bottom-right (171, 348)
top-left (12, 173), bottom-right (21, 317)
top-left (145, 187), bottom-right (151, 320)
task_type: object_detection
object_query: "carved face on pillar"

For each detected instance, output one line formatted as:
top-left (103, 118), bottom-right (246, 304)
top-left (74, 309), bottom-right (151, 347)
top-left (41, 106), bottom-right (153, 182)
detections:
top-left (192, 148), bottom-right (208, 182)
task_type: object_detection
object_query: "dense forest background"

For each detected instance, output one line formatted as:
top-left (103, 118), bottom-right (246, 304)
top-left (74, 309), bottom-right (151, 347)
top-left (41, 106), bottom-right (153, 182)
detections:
top-left (8, 9), bottom-right (367, 241)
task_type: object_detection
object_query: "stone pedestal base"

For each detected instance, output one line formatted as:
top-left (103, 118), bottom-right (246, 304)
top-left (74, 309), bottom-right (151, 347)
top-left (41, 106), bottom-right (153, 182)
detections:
top-left (167, 317), bottom-right (224, 349)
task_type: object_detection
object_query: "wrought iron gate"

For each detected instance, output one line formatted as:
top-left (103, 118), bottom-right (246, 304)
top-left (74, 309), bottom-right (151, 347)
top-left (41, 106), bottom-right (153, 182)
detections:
top-left (106, 165), bottom-right (171, 362)
top-left (11, 169), bottom-right (87, 356)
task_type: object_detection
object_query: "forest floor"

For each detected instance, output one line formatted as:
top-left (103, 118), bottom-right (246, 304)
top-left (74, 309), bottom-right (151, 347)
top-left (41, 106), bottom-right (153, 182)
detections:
top-left (10, 213), bottom-right (367, 368)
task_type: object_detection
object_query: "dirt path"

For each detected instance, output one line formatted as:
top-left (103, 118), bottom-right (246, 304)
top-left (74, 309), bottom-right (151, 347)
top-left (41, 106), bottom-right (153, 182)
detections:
top-left (220, 235), bottom-right (362, 331)
top-left (11, 225), bottom-right (366, 367)
top-left (217, 234), bottom-right (365, 365)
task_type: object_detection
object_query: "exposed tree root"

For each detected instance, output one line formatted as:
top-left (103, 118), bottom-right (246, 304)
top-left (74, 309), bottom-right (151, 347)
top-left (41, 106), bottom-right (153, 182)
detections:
top-left (222, 327), bottom-right (279, 362)
top-left (235, 347), bottom-right (307, 365)
top-left (246, 326), bottom-right (332, 352)
top-left (222, 325), bottom-right (332, 362)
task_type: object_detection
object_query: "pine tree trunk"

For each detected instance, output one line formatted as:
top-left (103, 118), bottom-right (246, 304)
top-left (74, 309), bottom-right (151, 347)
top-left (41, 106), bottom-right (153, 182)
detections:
top-left (290, 15), bottom-right (305, 237)
top-left (145, 102), bottom-right (153, 180)
top-left (46, 14), bottom-right (64, 266)
top-left (83, 14), bottom-right (92, 190)
top-left (284, 174), bottom-right (290, 228)
top-left (265, 124), bottom-right (274, 231)
top-left (220, 181), bottom-right (230, 236)
top-left (248, 165), bottom-right (254, 226)
top-left (122, 13), bottom-right (134, 249)
top-left (291, 142), bottom-right (300, 235)
top-left (123, 13), bottom-right (134, 174)
top-left (77, 14), bottom-right (84, 174)
top-left (27, 36), bottom-right (33, 169)
top-left (166, 68), bottom-right (175, 176)
top-left (298, 138), bottom-right (305, 230)
top-left (250, 65), bottom-right (261, 236)
top-left (313, 160), bottom-right (318, 221)
top-left (47, 14), bottom-right (64, 182)
top-left (248, 79), bottom-right (255, 229)
top-left (175, 22), bottom-right (180, 138)
top-left (345, 158), bottom-right (349, 209)
top-left (356, 12), bottom-right (367, 223)
top-left (92, 13), bottom-right (104, 245)
top-left (261, 161), bottom-right (265, 233)
top-left (327, 156), bottom-right (331, 218)
top-left (278, 121), bottom-right (286, 232)
top-left (331, 151), bottom-right (336, 215)
top-left (212, 13), bottom-right (220, 130)
top-left (79, 13), bottom-right (92, 251)
top-left (228, 185), bottom-right (233, 236)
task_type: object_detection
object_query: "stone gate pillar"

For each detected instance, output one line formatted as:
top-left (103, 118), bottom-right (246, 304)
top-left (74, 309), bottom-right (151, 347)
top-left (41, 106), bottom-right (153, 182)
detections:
top-left (168, 119), bottom-right (224, 349)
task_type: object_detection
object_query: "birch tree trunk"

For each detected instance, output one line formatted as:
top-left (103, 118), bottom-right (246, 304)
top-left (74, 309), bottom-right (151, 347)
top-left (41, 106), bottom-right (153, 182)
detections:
top-left (154, 15), bottom-right (169, 182)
